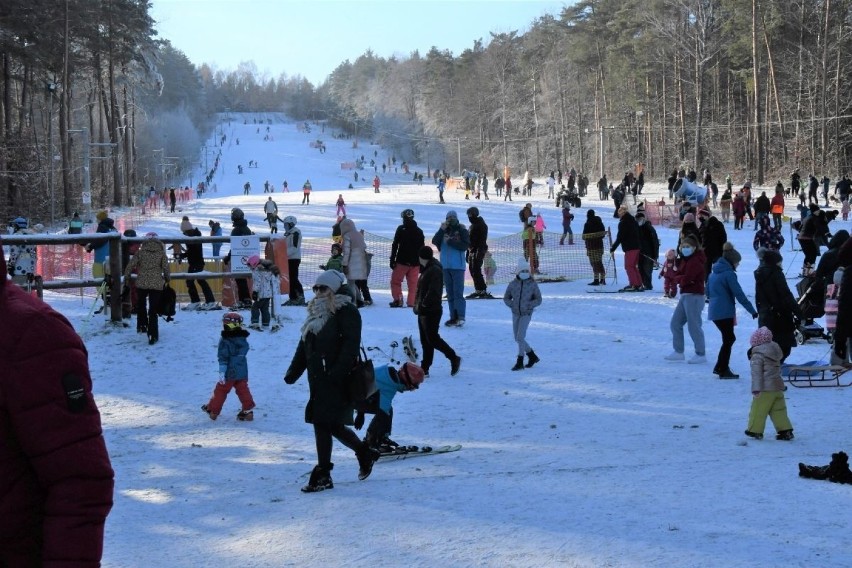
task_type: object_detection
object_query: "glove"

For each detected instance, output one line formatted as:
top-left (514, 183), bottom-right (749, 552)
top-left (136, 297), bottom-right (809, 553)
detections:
top-left (284, 373), bottom-right (298, 385)
top-left (218, 372), bottom-right (225, 385)
top-left (610, 247), bottom-right (616, 254)
top-left (252, 291), bottom-right (259, 301)
top-left (752, 312), bottom-right (758, 319)
top-left (390, 261), bottom-right (396, 269)
top-left (354, 411), bottom-right (365, 430)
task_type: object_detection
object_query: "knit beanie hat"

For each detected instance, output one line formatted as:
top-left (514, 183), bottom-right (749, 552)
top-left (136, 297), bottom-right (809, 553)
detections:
top-left (750, 326), bottom-right (773, 347)
top-left (418, 245), bottom-right (434, 260)
top-left (516, 258), bottom-right (530, 273)
top-left (180, 216), bottom-right (193, 232)
top-left (721, 242), bottom-right (741, 266)
top-left (96, 210), bottom-right (108, 222)
top-left (681, 234), bottom-right (699, 249)
top-left (314, 269), bottom-right (346, 292)
top-left (446, 210), bottom-right (458, 220)
top-left (697, 208), bottom-right (711, 220)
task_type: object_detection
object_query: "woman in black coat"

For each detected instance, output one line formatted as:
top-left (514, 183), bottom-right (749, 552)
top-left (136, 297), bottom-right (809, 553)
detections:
top-left (754, 249), bottom-right (804, 361)
top-left (284, 270), bottom-right (378, 492)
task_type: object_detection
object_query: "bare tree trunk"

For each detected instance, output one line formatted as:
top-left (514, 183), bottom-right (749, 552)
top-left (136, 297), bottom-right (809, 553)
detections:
top-left (794, 1), bottom-right (806, 165)
top-left (576, 68), bottom-right (585, 175)
top-left (661, 72), bottom-right (667, 174)
top-left (762, 14), bottom-right (787, 165)
top-left (676, 55), bottom-right (687, 162)
top-left (752, 0), bottom-right (763, 185)
top-left (531, 71), bottom-right (541, 174)
top-left (1, 52), bottom-right (9, 209)
top-left (60, 0), bottom-right (72, 216)
top-left (834, 19), bottom-right (842, 173)
top-left (819, 0), bottom-right (831, 170)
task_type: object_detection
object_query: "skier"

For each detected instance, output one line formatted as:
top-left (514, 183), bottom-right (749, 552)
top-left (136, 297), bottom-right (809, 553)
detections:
top-left (389, 209), bottom-right (425, 308)
top-left (373, 175), bottom-right (381, 193)
top-left (264, 197), bottom-right (279, 232)
top-left (302, 179), bottom-right (312, 204)
top-left (356, 361), bottom-right (426, 452)
top-left (504, 258), bottom-right (542, 371)
top-left (336, 194), bottom-right (346, 217)
top-left (201, 312), bottom-right (256, 422)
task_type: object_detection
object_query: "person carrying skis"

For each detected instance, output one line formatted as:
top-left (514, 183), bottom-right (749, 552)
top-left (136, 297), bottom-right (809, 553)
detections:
top-left (355, 361), bottom-right (426, 452)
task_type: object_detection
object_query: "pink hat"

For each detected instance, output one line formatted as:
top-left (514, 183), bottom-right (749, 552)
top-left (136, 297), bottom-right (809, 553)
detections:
top-left (750, 326), bottom-right (773, 347)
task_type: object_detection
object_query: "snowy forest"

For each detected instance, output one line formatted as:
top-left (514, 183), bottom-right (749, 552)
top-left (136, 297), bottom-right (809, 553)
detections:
top-left (2, 0), bottom-right (852, 223)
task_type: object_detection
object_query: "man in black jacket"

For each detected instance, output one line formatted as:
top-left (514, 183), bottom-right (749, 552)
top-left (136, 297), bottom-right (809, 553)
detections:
top-left (228, 208), bottom-right (253, 308)
top-left (466, 207), bottom-right (492, 298)
top-left (182, 224), bottom-right (217, 310)
top-left (636, 211), bottom-right (659, 291)
top-left (754, 249), bottom-right (804, 361)
top-left (610, 206), bottom-right (643, 291)
top-left (389, 209), bottom-right (425, 308)
top-left (414, 246), bottom-right (461, 377)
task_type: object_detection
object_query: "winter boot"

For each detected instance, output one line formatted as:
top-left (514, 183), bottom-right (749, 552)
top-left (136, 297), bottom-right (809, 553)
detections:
top-left (776, 429), bottom-right (794, 441)
top-left (744, 430), bottom-right (763, 440)
top-left (511, 356), bottom-right (525, 371)
top-left (301, 464), bottom-right (334, 493)
top-left (356, 444), bottom-right (380, 481)
top-left (559, 237), bottom-right (565, 245)
top-left (237, 409), bottom-right (254, 421)
top-left (568, 235), bottom-right (574, 245)
top-left (525, 350), bottom-right (540, 368)
top-left (715, 367), bottom-right (740, 379)
top-left (201, 404), bottom-right (218, 421)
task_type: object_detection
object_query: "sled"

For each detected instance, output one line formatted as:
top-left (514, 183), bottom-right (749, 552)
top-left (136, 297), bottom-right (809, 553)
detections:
top-left (783, 364), bottom-right (852, 388)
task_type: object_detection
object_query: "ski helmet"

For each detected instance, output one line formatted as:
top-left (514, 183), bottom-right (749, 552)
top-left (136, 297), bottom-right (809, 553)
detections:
top-left (231, 208), bottom-right (245, 222)
top-left (401, 208), bottom-right (415, 219)
top-left (223, 311), bottom-right (244, 329)
top-left (466, 207), bottom-right (479, 219)
top-left (398, 362), bottom-right (426, 390)
top-left (283, 215), bottom-right (297, 227)
top-left (246, 255), bottom-right (261, 268)
top-left (144, 231), bottom-right (158, 239)
top-left (12, 217), bottom-right (27, 230)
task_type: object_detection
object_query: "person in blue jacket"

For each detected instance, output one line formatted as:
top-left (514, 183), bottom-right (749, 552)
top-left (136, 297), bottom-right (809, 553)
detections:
top-left (707, 242), bottom-right (758, 378)
top-left (431, 210), bottom-right (470, 326)
top-left (356, 361), bottom-right (426, 451)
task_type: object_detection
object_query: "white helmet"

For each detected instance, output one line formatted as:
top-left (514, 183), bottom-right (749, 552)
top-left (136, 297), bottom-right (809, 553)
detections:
top-left (283, 215), bottom-right (297, 227)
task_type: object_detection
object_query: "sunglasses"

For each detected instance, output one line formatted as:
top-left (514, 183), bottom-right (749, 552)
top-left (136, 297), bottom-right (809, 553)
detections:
top-left (312, 285), bottom-right (330, 293)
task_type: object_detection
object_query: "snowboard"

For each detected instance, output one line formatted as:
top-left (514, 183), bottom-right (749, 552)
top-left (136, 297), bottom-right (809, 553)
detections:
top-left (376, 444), bottom-right (462, 462)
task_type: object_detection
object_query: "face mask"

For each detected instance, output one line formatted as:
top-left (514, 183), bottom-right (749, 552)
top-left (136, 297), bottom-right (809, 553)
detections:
top-left (681, 247), bottom-right (694, 257)
top-left (638, 218), bottom-right (646, 226)
top-left (518, 271), bottom-right (531, 280)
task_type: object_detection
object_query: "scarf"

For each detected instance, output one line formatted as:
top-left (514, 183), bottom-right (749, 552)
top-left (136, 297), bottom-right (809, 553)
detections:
top-left (300, 292), bottom-right (353, 340)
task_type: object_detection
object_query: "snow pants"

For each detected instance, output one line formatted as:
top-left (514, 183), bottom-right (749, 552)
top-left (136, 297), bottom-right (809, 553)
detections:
top-left (512, 313), bottom-right (533, 356)
top-left (747, 391), bottom-right (793, 435)
top-left (390, 263), bottom-right (419, 306)
top-left (443, 268), bottom-right (466, 320)
top-left (624, 249), bottom-right (642, 288)
top-left (206, 378), bottom-right (255, 415)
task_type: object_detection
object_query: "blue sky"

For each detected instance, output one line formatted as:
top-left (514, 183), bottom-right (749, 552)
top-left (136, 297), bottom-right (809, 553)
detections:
top-left (149, 0), bottom-right (569, 86)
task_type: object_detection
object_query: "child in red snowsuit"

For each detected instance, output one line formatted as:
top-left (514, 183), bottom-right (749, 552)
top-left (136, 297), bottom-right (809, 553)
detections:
top-left (202, 312), bottom-right (256, 421)
top-left (658, 249), bottom-right (678, 298)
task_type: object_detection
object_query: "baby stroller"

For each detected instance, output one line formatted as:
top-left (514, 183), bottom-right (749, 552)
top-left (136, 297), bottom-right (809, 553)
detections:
top-left (794, 274), bottom-right (832, 345)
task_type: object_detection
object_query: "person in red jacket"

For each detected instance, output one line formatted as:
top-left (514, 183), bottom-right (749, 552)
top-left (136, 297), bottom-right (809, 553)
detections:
top-left (0, 235), bottom-right (114, 565)
top-left (665, 234), bottom-right (708, 364)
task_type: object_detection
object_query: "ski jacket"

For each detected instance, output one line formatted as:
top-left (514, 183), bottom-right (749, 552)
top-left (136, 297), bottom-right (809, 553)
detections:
top-left (638, 221), bottom-right (660, 259)
top-left (432, 222), bottom-right (469, 271)
top-left (218, 329), bottom-right (250, 380)
top-left (749, 341), bottom-right (785, 393)
top-left (468, 216), bottom-right (488, 253)
top-left (250, 263), bottom-right (278, 299)
top-left (753, 194), bottom-right (771, 215)
top-left (124, 239), bottom-right (170, 291)
top-left (414, 258), bottom-right (445, 315)
top-left (700, 217), bottom-right (728, 262)
top-left (611, 213), bottom-right (640, 253)
top-left (582, 214), bottom-right (606, 251)
top-left (373, 364), bottom-right (406, 414)
top-left (90, 218), bottom-right (117, 264)
top-left (732, 196), bottom-right (746, 217)
top-left (754, 253), bottom-right (803, 332)
top-left (264, 200), bottom-right (278, 215)
top-left (390, 218), bottom-right (425, 267)
top-left (284, 226), bottom-right (302, 259)
top-left (182, 227), bottom-right (206, 269)
top-left (753, 217), bottom-right (785, 251)
top-left (675, 250), bottom-right (707, 295)
top-left (503, 276), bottom-right (542, 316)
top-left (340, 218), bottom-right (369, 280)
top-left (707, 257), bottom-right (756, 321)
top-left (284, 293), bottom-right (361, 425)
top-left (0, 238), bottom-right (113, 565)
top-left (562, 208), bottom-right (574, 228)
top-left (323, 254), bottom-right (344, 272)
